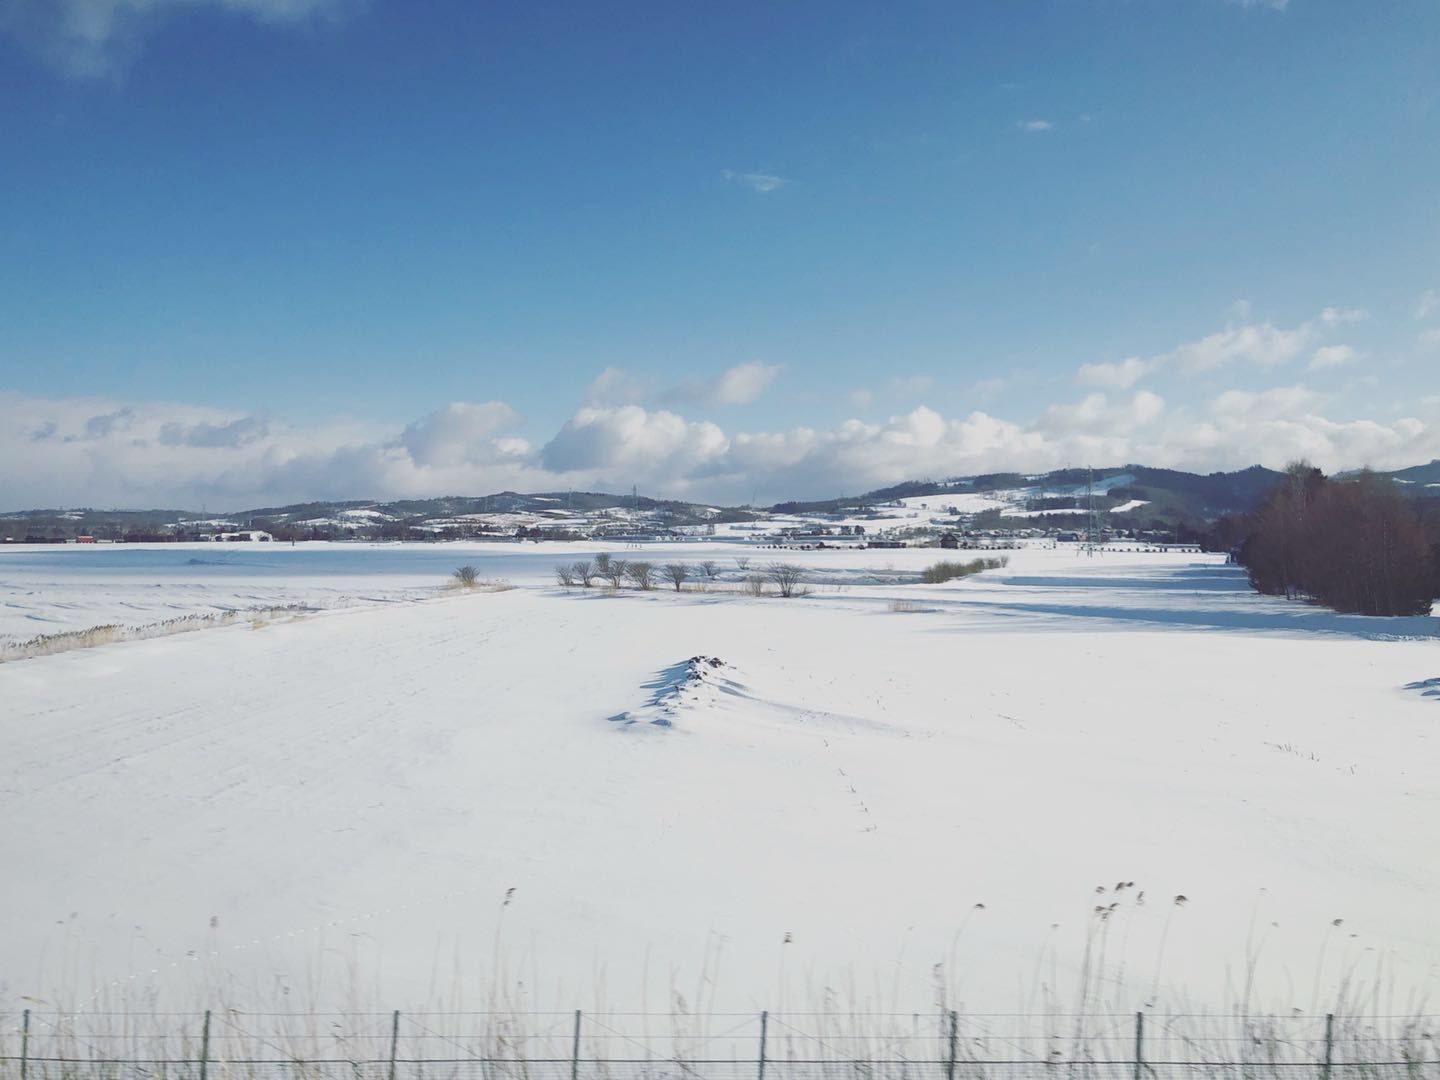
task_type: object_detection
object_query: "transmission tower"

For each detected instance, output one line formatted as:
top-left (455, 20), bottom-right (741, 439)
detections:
top-left (1083, 466), bottom-right (1103, 556)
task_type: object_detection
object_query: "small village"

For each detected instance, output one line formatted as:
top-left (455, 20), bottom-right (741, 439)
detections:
top-left (8, 495), bottom-right (1200, 552)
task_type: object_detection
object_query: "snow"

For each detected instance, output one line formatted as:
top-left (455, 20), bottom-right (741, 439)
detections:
top-left (889, 481), bottom-right (1142, 522)
top-left (1084, 471), bottom-right (1136, 494)
top-left (1, 543), bottom-right (1438, 1019)
top-left (895, 491), bottom-right (1011, 514)
top-left (0, 544), bottom-right (461, 641)
top-left (1000, 497), bottom-right (1149, 517)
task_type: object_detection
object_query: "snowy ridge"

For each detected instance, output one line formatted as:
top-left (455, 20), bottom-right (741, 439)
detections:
top-left (608, 655), bottom-right (738, 727)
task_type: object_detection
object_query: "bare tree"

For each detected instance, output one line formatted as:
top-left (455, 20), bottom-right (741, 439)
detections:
top-left (572, 559), bottom-right (596, 587)
top-left (555, 563), bottom-right (577, 587)
top-left (734, 556), bottom-right (751, 571)
top-left (743, 573), bottom-right (766, 597)
top-left (625, 560), bottom-right (656, 590)
top-left (600, 556), bottom-right (628, 589)
top-left (766, 562), bottom-right (805, 598)
top-left (1239, 465), bottom-right (1437, 616)
top-left (700, 560), bottom-right (720, 579)
top-left (663, 562), bottom-right (691, 591)
top-left (595, 552), bottom-right (612, 578)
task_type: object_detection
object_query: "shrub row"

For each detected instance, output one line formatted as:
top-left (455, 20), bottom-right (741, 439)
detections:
top-left (920, 556), bottom-right (1009, 584)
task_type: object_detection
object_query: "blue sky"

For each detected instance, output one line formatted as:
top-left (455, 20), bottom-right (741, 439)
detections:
top-left (3, 0), bottom-right (1439, 508)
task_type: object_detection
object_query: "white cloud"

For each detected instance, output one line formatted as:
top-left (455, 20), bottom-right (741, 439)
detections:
top-left (159, 415), bottom-right (269, 448)
top-left (583, 366), bottom-right (651, 406)
top-left (539, 405), bottom-right (728, 477)
top-left (0, 0), bottom-right (353, 78)
top-left (398, 401), bottom-right (520, 467)
top-left (1319, 306), bottom-right (1368, 325)
top-left (1212, 385), bottom-right (1323, 422)
top-left (667, 361), bottom-right (782, 406)
top-left (1418, 328), bottom-right (1440, 352)
top-left (6, 386), bottom-right (1440, 510)
top-left (1166, 319), bottom-right (1315, 373)
top-left (1226, 0), bottom-right (1288, 10)
top-left (1018, 119), bottom-right (1053, 132)
top-left (717, 407), bottom-right (1059, 499)
top-left (721, 170), bottom-right (788, 194)
top-left (1416, 289), bottom-right (1440, 320)
top-left (581, 362), bottom-right (781, 410)
top-left (0, 392), bottom-right (556, 511)
top-left (711, 361), bottom-right (782, 404)
top-left (1074, 310), bottom-right (1349, 388)
top-left (1308, 344), bottom-right (1359, 370)
top-left (1077, 356), bottom-right (1156, 390)
top-left (1036, 391), bottom-right (1166, 437)
top-left (849, 388), bottom-right (875, 409)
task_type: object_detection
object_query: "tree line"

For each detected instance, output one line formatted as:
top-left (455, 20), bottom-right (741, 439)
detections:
top-left (1207, 463), bottom-right (1439, 616)
top-left (554, 555), bottom-right (806, 597)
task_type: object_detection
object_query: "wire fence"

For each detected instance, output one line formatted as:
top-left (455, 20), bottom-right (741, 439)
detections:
top-left (1, 1009), bottom-right (1435, 1080)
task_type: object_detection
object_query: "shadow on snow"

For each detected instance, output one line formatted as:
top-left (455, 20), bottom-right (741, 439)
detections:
top-left (947, 599), bottom-right (1439, 641)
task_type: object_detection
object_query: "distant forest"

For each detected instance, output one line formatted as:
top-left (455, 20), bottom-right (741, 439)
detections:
top-left (1206, 464), bottom-right (1440, 617)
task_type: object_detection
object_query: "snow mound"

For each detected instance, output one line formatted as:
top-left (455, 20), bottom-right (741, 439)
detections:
top-left (608, 655), bottom-right (739, 727)
top-left (1404, 676), bottom-right (1440, 701)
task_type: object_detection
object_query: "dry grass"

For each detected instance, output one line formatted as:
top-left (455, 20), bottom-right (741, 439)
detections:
top-left (5, 889), bottom-right (1431, 1077)
top-left (0, 606), bottom-right (312, 664)
top-left (2, 1000), bottom-right (1430, 1080)
top-left (448, 565), bottom-right (513, 593)
top-left (888, 599), bottom-right (926, 613)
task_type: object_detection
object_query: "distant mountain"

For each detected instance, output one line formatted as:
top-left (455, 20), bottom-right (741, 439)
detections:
top-left (8, 461), bottom-right (1440, 543)
top-left (1380, 459), bottom-right (1440, 487)
top-left (776, 465), bottom-right (1286, 525)
top-left (0, 491), bottom-right (759, 542)
top-left (239, 491), bottom-right (754, 527)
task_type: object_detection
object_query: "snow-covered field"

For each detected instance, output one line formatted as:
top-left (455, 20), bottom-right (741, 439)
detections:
top-left (1, 542), bottom-right (1437, 1019)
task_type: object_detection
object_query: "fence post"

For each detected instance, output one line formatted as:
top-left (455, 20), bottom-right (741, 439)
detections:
top-left (758, 1011), bottom-right (768, 1080)
top-left (388, 1010), bottom-right (400, 1080)
top-left (1134, 1012), bottom-right (1144, 1080)
top-left (1322, 1014), bottom-right (1334, 1080)
top-left (946, 1010), bottom-right (957, 1080)
top-left (199, 1010), bottom-right (212, 1080)
top-left (19, 1008), bottom-right (29, 1080)
top-left (571, 1010), bottom-right (581, 1080)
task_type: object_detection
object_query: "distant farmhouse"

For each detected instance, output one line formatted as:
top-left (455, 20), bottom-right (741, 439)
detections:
top-left (199, 530), bottom-right (274, 543)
